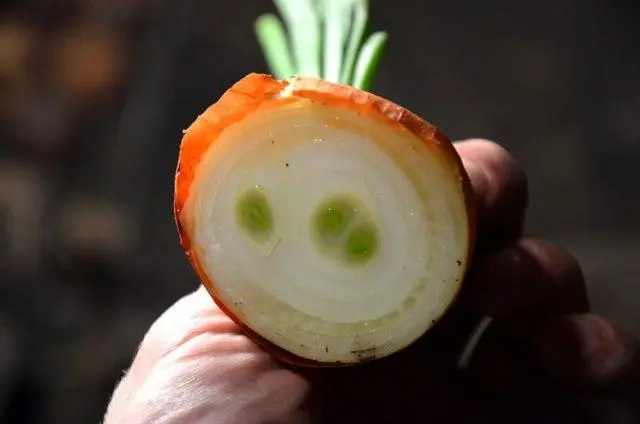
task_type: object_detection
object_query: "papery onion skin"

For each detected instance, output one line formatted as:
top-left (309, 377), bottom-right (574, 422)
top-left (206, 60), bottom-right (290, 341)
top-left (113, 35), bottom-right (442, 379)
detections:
top-left (174, 73), bottom-right (476, 367)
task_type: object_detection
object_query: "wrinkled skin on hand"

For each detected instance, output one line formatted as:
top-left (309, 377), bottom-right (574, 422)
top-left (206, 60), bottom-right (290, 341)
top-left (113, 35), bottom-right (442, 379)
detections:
top-left (104, 286), bottom-right (314, 424)
top-left (104, 140), bottom-right (640, 424)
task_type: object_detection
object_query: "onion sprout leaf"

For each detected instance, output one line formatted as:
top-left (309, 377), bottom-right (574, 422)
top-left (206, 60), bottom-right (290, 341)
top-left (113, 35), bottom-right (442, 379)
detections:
top-left (339, 0), bottom-right (369, 86)
top-left (351, 31), bottom-right (388, 91)
top-left (254, 0), bottom-right (388, 90)
top-left (254, 14), bottom-right (296, 79)
top-left (273, 0), bottom-right (322, 78)
top-left (320, 0), bottom-right (351, 83)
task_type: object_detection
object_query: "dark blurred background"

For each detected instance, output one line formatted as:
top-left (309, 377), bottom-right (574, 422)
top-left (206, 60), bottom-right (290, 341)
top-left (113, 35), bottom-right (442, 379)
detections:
top-left (0, 0), bottom-right (639, 423)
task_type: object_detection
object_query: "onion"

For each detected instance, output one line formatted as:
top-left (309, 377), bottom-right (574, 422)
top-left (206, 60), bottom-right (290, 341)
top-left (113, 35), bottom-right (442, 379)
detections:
top-left (174, 73), bottom-right (475, 365)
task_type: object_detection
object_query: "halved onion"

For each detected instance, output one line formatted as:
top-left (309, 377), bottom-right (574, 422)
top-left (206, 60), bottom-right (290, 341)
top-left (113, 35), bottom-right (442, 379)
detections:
top-left (174, 73), bottom-right (475, 366)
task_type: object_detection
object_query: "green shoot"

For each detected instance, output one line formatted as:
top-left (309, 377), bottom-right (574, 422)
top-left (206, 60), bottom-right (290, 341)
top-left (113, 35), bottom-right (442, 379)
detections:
top-left (273, 0), bottom-right (322, 78)
top-left (321, 0), bottom-right (351, 83)
top-left (254, 0), bottom-right (388, 90)
top-left (254, 14), bottom-right (296, 79)
top-left (339, 0), bottom-right (369, 86)
top-left (351, 31), bottom-right (388, 92)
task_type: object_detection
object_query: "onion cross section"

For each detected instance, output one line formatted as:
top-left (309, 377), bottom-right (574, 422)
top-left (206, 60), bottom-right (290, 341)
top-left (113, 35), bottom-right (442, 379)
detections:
top-left (174, 74), bottom-right (475, 366)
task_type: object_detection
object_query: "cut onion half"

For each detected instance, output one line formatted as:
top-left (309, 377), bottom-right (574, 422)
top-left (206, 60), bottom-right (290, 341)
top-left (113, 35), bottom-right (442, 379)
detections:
top-left (174, 73), bottom-right (476, 366)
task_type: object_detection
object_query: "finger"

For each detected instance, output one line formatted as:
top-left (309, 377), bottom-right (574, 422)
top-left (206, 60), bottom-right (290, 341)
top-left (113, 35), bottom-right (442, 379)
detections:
top-left (454, 139), bottom-right (528, 240)
top-left (465, 237), bottom-right (589, 319)
top-left (526, 313), bottom-right (640, 388)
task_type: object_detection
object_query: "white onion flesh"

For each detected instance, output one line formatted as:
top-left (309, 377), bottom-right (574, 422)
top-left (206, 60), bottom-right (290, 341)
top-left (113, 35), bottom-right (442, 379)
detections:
top-left (182, 100), bottom-right (470, 363)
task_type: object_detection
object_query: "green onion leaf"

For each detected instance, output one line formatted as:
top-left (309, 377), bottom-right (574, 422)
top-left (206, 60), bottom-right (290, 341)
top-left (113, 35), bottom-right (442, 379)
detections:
top-left (320, 0), bottom-right (351, 83)
top-left (254, 0), bottom-right (387, 90)
top-left (351, 31), bottom-right (388, 91)
top-left (255, 14), bottom-right (296, 79)
top-left (273, 0), bottom-right (322, 78)
top-left (339, 0), bottom-right (368, 85)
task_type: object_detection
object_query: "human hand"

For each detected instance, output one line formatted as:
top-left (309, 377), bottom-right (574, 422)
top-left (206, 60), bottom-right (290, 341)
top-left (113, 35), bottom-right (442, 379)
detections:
top-left (103, 139), bottom-right (639, 424)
